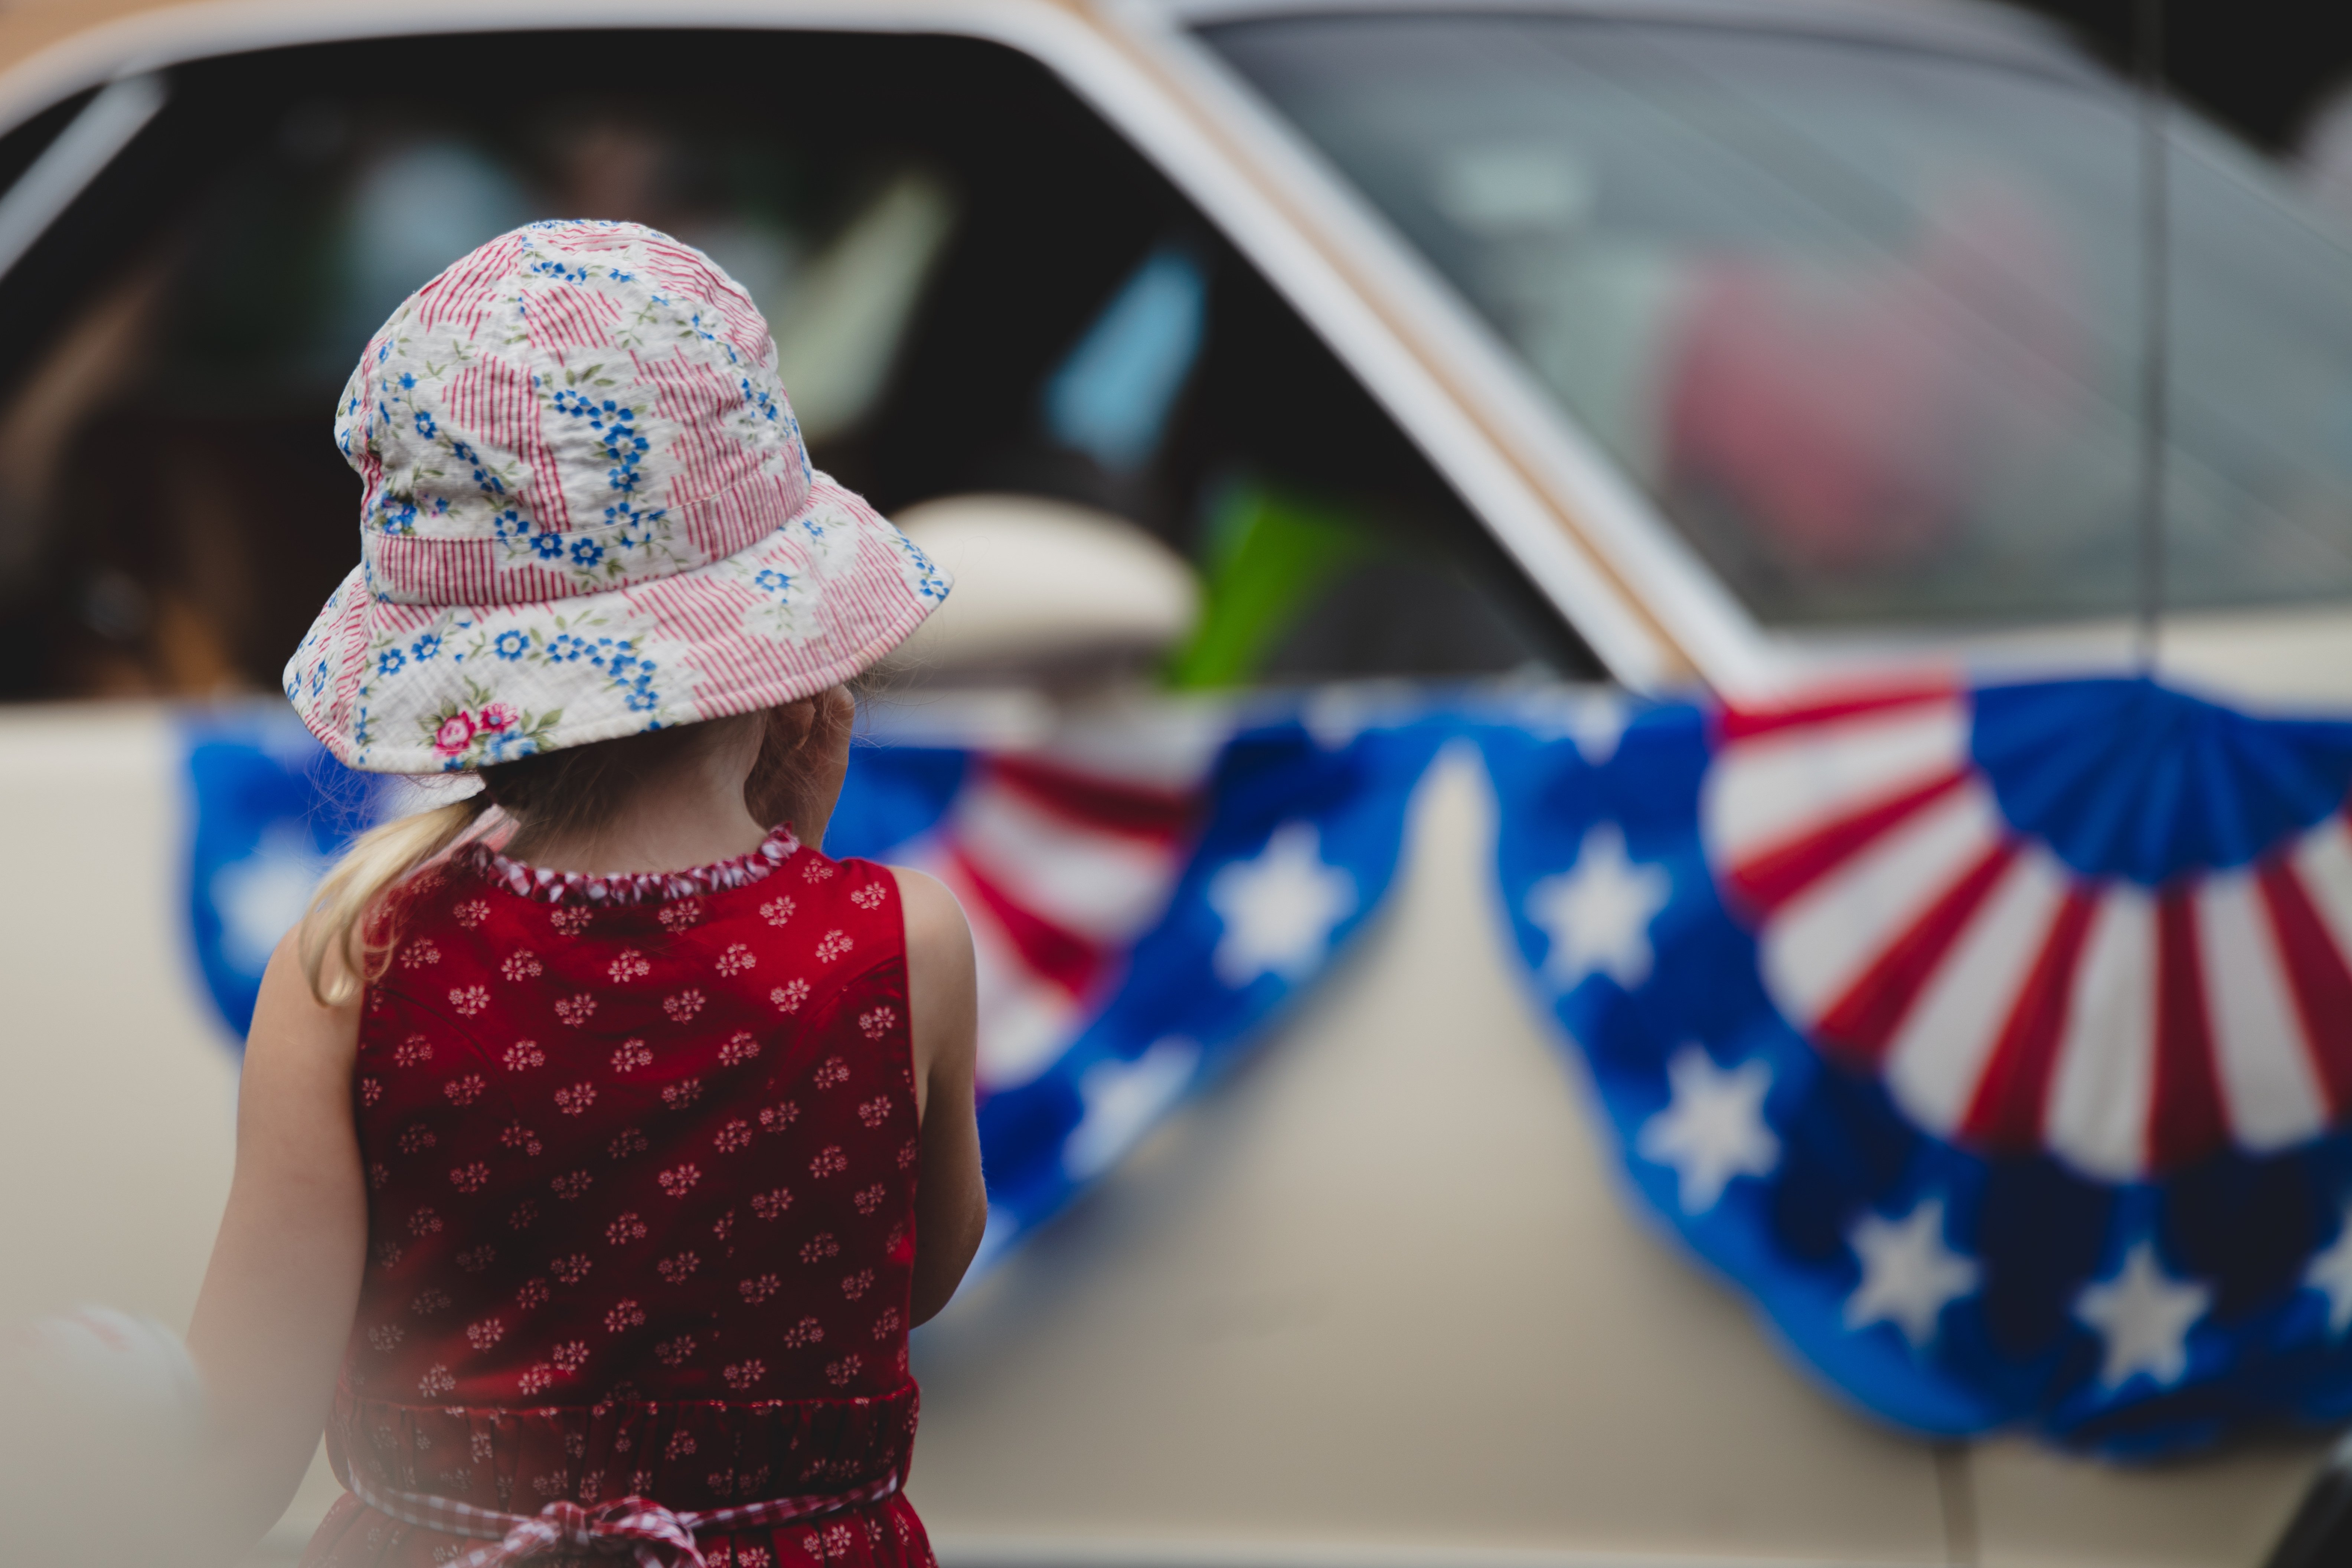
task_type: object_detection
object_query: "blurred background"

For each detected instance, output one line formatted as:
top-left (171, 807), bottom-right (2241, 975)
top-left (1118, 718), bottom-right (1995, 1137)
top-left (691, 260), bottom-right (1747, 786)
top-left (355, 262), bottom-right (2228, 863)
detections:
top-left (13, 2), bottom-right (2352, 1566)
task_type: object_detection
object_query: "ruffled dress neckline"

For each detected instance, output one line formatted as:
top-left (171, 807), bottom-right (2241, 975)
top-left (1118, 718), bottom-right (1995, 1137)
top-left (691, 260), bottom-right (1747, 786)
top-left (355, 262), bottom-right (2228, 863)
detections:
top-left (460, 823), bottom-right (800, 905)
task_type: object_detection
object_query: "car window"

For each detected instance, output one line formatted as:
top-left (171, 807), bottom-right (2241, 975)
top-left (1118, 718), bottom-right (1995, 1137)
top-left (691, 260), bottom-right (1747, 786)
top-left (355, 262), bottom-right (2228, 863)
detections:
top-left (0, 29), bottom-right (1590, 706)
top-left (1203, 14), bottom-right (2352, 632)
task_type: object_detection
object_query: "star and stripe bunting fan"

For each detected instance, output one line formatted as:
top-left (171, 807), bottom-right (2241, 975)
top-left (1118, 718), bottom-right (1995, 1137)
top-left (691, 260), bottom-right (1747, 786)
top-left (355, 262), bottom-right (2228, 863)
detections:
top-left (180, 674), bottom-right (2352, 1453)
top-left (1705, 679), bottom-right (2352, 1179)
top-left (1493, 674), bottom-right (2352, 1453)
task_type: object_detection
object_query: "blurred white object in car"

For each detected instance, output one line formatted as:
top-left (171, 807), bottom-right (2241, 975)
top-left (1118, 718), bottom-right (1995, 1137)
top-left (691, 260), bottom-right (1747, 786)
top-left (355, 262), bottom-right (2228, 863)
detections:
top-left (886, 494), bottom-right (1200, 682)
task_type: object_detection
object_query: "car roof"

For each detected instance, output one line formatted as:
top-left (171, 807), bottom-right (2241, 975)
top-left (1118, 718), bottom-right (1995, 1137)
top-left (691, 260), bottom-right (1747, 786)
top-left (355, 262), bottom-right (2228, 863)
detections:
top-left (0, 0), bottom-right (2093, 95)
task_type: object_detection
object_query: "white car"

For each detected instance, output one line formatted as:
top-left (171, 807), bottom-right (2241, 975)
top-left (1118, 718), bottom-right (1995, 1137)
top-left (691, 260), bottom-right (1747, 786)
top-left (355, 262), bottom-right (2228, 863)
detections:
top-left (0, 0), bottom-right (2341, 1564)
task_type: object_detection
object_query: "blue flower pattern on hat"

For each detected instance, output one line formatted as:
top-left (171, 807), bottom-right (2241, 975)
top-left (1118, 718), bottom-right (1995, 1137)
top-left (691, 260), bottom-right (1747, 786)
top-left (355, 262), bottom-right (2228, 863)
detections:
top-left (283, 221), bottom-right (949, 773)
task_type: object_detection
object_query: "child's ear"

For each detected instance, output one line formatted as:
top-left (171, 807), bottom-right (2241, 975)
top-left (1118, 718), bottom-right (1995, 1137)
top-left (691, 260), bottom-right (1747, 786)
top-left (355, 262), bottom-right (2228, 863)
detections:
top-left (743, 699), bottom-right (819, 827)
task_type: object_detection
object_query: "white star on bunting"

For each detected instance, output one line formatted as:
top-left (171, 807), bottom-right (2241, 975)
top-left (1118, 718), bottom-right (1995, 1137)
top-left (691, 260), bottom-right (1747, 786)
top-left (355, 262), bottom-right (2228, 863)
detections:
top-left (1637, 1045), bottom-right (1781, 1214)
top-left (2304, 1206), bottom-right (2352, 1335)
top-left (1062, 1037), bottom-right (1201, 1181)
top-left (1207, 821), bottom-right (1357, 987)
top-left (1845, 1195), bottom-right (1980, 1349)
top-left (210, 821), bottom-right (330, 974)
top-left (2075, 1241), bottom-right (2211, 1390)
top-left (1526, 821), bottom-right (1672, 991)
top-left (1519, 688), bottom-right (1631, 765)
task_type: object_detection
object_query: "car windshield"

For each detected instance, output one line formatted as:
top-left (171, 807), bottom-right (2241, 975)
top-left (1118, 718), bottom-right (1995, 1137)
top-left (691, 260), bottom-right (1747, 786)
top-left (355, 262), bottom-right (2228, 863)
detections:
top-left (1202, 12), bottom-right (2352, 630)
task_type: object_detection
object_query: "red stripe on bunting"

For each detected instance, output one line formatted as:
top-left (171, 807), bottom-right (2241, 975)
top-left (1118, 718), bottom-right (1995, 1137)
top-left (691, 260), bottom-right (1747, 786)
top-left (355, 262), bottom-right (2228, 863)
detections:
top-left (1960, 885), bottom-right (2097, 1152)
top-left (943, 843), bottom-right (1107, 999)
top-left (988, 755), bottom-right (1195, 843)
top-left (1724, 768), bottom-right (1970, 918)
top-left (2256, 859), bottom-right (2352, 1119)
top-left (2150, 888), bottom-right (2229, 1170)
top-left (1812, 841), bottom-right (2017, 1067)
top-left (1715, 684), bottom-right (1957, 743)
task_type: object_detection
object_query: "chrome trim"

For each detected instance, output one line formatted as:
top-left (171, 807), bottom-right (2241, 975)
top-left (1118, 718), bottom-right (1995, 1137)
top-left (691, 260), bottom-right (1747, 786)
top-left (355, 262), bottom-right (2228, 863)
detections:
top-left (0, 72), bottom-right (165, 285)
top-left (0, 0), bottom-right (1675, 690)
top-left (1149, 0), bottom-right (2075, 66)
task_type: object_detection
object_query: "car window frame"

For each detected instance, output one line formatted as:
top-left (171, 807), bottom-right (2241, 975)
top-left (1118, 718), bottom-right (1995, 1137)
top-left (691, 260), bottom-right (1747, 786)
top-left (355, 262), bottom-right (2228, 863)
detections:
top-left (1131, 0), bottom-right (2352, 702)
top-left (0, 0), bottom-right (1677, 696)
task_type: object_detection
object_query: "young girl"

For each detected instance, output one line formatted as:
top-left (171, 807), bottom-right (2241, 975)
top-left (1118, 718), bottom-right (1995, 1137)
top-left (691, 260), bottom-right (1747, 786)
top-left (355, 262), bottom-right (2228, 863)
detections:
top-left (181, 220), bottom-right (986, 1568)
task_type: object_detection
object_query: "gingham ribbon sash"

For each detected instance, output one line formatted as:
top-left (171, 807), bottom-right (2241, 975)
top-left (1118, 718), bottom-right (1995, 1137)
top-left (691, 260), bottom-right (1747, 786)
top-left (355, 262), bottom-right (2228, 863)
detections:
top-left (347, 1467), bottom-right (901, 1567)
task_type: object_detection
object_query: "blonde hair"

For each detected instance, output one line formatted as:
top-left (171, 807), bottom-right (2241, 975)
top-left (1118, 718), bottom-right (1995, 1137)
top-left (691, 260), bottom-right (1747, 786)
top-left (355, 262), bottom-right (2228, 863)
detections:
top-left (298, 793), bottom-right (494, 1007)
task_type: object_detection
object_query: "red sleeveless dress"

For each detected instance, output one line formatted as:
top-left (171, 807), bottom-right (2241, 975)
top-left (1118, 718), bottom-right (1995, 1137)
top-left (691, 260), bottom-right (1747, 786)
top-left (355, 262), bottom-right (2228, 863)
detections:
top-left (301, 825), bottom-right (933, 1568)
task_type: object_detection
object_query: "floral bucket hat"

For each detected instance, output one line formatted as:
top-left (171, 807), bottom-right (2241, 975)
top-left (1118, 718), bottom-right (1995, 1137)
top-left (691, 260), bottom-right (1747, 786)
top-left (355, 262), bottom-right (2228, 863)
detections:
top-left (284, 219), bottom-right (951, 773)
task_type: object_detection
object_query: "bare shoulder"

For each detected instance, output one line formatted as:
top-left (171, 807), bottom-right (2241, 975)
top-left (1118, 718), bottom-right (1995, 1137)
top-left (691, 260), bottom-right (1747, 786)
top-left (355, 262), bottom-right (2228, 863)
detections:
top-left (250, 927), bottom-right (364, 1069)
top-left (887, 867), bottom-right (976, 1113)
top-left (888, 865), bottom-right (972, 963)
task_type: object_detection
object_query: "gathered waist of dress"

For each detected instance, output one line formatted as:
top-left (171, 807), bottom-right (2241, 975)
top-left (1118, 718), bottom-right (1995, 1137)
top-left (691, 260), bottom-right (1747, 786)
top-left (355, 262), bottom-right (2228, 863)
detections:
top-left (328, 1382), bottom-right (919, 1519)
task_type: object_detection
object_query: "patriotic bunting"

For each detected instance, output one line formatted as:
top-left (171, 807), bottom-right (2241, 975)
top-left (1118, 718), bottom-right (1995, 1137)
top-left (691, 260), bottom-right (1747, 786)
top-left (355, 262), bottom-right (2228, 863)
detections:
top-left (181, 676), bottom-right (2352, 1453)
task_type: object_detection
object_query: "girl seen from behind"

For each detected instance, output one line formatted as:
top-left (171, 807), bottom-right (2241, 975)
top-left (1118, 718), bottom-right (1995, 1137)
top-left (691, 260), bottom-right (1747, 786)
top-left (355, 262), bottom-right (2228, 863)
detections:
top-left (182, 219), bottom-right (985, 1568)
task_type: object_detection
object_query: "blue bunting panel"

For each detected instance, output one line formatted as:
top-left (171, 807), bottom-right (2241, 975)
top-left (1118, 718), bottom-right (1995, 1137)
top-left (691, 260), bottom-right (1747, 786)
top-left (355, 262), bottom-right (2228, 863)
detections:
top-left (184, 707), bottom-right (392, 1039)
top-left (954, 715), bottom-right (1448, 1261)
top-left (179, 677), bottom-right (2352, 1454)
